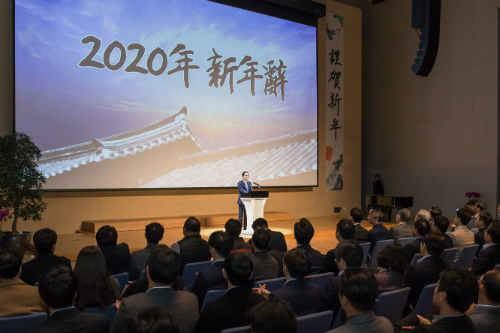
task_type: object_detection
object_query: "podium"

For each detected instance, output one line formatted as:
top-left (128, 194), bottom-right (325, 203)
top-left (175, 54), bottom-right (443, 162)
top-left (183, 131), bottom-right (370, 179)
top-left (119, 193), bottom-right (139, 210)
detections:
top-left (240, 191), bottom-right (269, 235)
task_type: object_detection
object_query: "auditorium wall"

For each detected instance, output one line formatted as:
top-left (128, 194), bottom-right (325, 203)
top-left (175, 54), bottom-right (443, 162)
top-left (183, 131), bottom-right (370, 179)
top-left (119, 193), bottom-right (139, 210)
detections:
top-left (0, 0), bottom-right (362, 234)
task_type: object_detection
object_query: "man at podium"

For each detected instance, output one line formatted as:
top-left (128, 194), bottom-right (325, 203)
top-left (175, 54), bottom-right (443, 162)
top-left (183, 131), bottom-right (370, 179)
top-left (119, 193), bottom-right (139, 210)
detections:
top-left (237, 171), bottom-right (253, 228)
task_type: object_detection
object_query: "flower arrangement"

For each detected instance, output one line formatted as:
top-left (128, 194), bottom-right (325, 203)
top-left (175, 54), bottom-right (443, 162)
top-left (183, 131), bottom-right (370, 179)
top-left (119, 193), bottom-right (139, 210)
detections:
top-left (465, 192), bottom-right (481, 206)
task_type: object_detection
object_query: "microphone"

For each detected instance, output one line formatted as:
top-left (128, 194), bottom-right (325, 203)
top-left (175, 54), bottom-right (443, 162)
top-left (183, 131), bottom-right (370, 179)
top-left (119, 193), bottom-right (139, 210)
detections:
top-left (253, 182), bottom-right (262, 189)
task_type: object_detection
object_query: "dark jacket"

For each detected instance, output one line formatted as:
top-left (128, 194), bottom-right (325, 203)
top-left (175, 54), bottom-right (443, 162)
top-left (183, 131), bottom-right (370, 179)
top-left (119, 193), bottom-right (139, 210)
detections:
top-left (120, 276), bottom-right (184, 300)
top-left (251, 252), bottom-right (279, 282)
top-left (296, 244), bottom-right (324, 274)
top-left (248, 229), bottom-right (287, 252)
top-left (467, 304), bottom-right (500, 333)
top-left (368, 223), bottom-right (389, 254)
top-left (471, 244), bottom-right (500, 277)
top-left (100, 243), bottom-right (131, 275)
top-left (373, 180), bottom-right (384, 195)
top-left (177, 235), bottom-right (211, 274)
top-left (21, 252), bottom-right (72, 286)
top-left (322, 247), bottom-right (339, 275)
top-left (128, 243), bottom-right (157, 281)
top-left (320, 275), bottom-right (341, 316)
top-left (268, 249), bottom-right (285, 277)
top-left (25, 308), bottom-right (108, 333)
top-left (474, 229), bottom-right (486, 254)
top-left (353, 223), bottom-right (370, 243)
top-left (444, 234), bottom-right (454, 249)
top-left (404, 238), bottom-right (424, 265)
top-left (405, 256), bottom-right (448, 308)
top-left (189, 260), bottom-right (227, 307)
top-left (394, 312), bottom-right (475, 333)
top-left (270, 279), bottom-right (322, 316)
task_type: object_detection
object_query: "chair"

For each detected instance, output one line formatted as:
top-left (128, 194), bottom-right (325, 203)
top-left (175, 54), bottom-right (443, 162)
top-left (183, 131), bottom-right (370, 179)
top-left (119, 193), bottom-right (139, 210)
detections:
top-left (455, 244), bottom-right (479, 271)
top-left (359, 242), bottom-right (371, 266)
top-left (414, 283), bottom-right (438, 321)
top-left (182, 261), bottom-right (213, 287)
top-left (221, 325), bottom-right (252, 333)
top-left (409, 253), bottom-right (422, 266)
top-left (84, 303), bottom-right (117, 327)
top-left (201, 289), bottom-right (227, 310)
top-left (305, 272), bottom-right (334, 290)
top-left (297, 311), bottom-right (334, 333)
top-left (440, 248), bottom-right (458, 267)
top-left (374, 287), bottom-right (411, 323)
top-left (471, 228), bottom-right (479, 235)
top-left (253, 277), bottom-right (285, 293)
top-left (139, 269), bottom-right (146, 280)
top-left (396, 237), bottom-right (414, 247)
top-left (370, 240), bottom-right (394, 268)
top-left (0, 312), bottom-right (48, 333)
top-left (111, 272), bottom-right (129, 292)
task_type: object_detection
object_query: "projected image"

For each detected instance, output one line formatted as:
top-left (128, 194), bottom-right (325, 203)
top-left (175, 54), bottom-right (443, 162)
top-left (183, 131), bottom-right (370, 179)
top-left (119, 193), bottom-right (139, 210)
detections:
top-left (15, 0), bottom-right (318, 189)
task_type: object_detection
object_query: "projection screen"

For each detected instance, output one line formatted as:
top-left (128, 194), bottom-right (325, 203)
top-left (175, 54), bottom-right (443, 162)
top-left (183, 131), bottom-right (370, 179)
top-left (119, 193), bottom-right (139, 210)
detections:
top-left (15, 0), bottom-right (318, 190)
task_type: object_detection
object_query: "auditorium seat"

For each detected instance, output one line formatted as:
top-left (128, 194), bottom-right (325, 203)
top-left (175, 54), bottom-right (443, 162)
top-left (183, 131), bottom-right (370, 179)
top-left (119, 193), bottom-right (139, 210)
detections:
top-left (201, 289), bottom-right (227, 311)
top-left (297, 310), bottom-right (333, 333)
top-left (221, 325), bottom-right (251, 333)
top-left (253, 277), bottom-right (285, 293)
top-left (471, 228), bottom-right (479, 235)
top-left (84, 303), bottom-right (117, 327)
top-left (111, 272), bottom-right (129, 292)
top-left (370, 240), bottom-right (394, 268)
top-left (396, 237), bottom-right (414, 247)
top-left (182, 260), bottom-right (213, 287)
top-left (455, 244), bottom-right (479, 271)
top-left (409, 253), bottom-right (422, 266)
top-left (440, 247), bottom-right (458, 267)
top-left (374, 287), bottom-right (411, 323)
top-left (0, 312), bottom-right (47, 333)
top-left (305, 272), bottom-right (334, 290)
top-left (414, 283), bottom-right (438, 321)
top-left (359, 242), bottom-right (371, 266)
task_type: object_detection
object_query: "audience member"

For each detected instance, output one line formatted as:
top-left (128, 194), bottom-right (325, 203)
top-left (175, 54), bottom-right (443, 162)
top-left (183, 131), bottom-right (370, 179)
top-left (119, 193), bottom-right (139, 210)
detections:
top-left (386, 208), bottom-right (413, 240)
top-left (73, 246), bottom-right (119, 310)
top-left (450, 208), bottom-right (474, 260)
top-left (171, 217), bottom-right (211, 275)
top-left (326, 268), bottom-right (393, 333)
top-left (374, 243), bottom-right (406, 294)
top-left (247, 298), bottom-right (297, 333)
top-left (403, 218), bottom-right (431, 265)
top-left (415, 209), bottom-right (431, 222)
top-left (225, 218), bottom-right (252, 255)
top-left (394, 268), bottom-right (478, 333)
top-left (112, 246), bottom-right (198, 333)
top-left (322, 219), bottom-right (355, 274)
top-left (472, 223), bottom-right (500, 277)
top-left (431, 216), bottom-right (454, 248)
top-left (249, 218), bottom-right (287, 252)
top-left (349, 208), bottom-right (369, 243)
top-left (0, 249), bottom-right (46, 316)
top-left (467, 270), bottom-right (500, 333)
top-left (467, 201), bottom-right (487, 230)
top-left (128, 222), bottom-right (164, 281)
top-left (195, 253), bottom-right (265, 333)
top-left (26, 266), bottom-right (108, 333)
top-left (129, 307), bottom-right (179, 333)
top-left (251, 229), bottom-right (279, 282)
top-left (428, 206), bottom-right (442, 225)
top-left (474, 211), bottom-right (493, 252)
top-left (96, 225), bottom-right (130, 275)
top-left (367, 209), bottom-right (389, 254)
top-left (21, 228), bottom-right (71, 285)
top-left (405, 232), bottom-right (448, 308)
top-left (373, 174), bottom-right (384, 195)
top-left (294, 218), bottom-right (323, 273)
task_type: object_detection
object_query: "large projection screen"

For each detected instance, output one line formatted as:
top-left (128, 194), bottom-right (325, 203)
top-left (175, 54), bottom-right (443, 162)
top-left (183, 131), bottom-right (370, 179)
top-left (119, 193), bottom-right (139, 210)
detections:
top-left (15, 0), bottom-right (318, 190)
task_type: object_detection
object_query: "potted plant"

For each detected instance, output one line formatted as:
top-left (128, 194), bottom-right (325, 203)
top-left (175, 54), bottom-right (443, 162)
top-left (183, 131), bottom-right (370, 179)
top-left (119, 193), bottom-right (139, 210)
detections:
top-left (0, 132), bottom-right (47, 257)
top-left (465, 192), bottom-right (481, 206)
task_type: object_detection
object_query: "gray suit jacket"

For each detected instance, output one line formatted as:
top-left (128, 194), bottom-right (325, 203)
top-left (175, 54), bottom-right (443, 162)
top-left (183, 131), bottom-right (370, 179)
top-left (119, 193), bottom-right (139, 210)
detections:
top-left (128, 243), bottom-right (157, 281)
top-left (467, 305), bottom-right (500, 333)
top-left (327, 311), bottom-right (393, 333)
top-left (450, 226), bottom-right (474, 259)
top-left (251, 252), bottom-right (279, 282)
top-left (386, 223), bottom-right (413, 240)
top-left (111, 287), bottom-right (199, 333)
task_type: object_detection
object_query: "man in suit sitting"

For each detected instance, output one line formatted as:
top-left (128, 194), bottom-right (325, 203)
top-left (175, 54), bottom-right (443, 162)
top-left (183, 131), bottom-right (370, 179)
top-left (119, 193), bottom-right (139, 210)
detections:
top-left (249, 218), bottom-right (287, 252)
top-left (367, 209), bottom-right (389, 255)
top-left (251, 229), bottom-right (279, 282)
top-left (394, 268), bottom-right (478, 333)
top-left (386, 208), bottom-right (413, 240)
top-left (431, 216), bottom-right (454, 249)
top-left (21, 228), bottom-right (72, 285)
top-left (403, 218), bottom-right (431, 265)
top-left (237, 171), bottom-right (253, 228)
top-left (225, 218), bottom-right (252, 256)
top-left (428, 206), bottom-right (442, 225)
top-left (96, 225), bottom-right (130, 276)
top-left (322, 219), bottom-right (355, 274)
top-left (112, 246), bottom-right (199, 333)
top-left (128, 222), bottom-right (164, 281)
top-left (415, 209), bottom-right (431, 223)
top-left (474, 211), bottom-right (493, 253)
top-left (467, 270), bottom-right (500, 333)
top-left (195, 253), bottom-right (265, 333)
top-left (327, 268), bottom-right (393, 333)
top-left (294, 218), bottom-right (323, 273)
top-left (472, 223), bottom-right (500, 277)
top-left (467, 201), bottom-right (487, 230)
top-left (26, 266), bottom-right (108, 333)
top-left (349, 207), bottom-right (369, 243)
top-left (450, 208), bottom-right (474, 260)
top-left (247, 298), bottom-right (297, 333)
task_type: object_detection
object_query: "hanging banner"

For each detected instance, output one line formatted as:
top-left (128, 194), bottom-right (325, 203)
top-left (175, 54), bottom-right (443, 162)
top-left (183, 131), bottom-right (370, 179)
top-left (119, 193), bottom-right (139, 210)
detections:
top-left (325, 14), bottom-right (344, 191)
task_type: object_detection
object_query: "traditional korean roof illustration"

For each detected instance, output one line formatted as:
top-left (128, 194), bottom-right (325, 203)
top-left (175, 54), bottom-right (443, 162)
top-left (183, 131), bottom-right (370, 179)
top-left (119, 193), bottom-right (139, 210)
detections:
top-left (37, 107), bottom-right (206, 178)
top-left (141, 128), bottom-right (317, 188)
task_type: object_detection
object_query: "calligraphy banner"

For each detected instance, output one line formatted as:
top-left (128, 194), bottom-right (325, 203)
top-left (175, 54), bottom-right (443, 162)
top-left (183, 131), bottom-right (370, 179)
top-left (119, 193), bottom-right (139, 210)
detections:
top-left (325, 14), bottom-right (344, 191)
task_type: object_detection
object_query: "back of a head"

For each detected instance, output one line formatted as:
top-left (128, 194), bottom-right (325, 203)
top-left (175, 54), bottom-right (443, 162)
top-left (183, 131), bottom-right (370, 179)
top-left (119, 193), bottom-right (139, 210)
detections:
top-left (294, 218), bottom-right (314, 245)
top-left (38, 266), bottom-right (78, 309)
top-left (429, 206), bottom-right (442, 219)
top-left (337, 219), bottom-right (355, 240)
top-left (479, 212), bottom-right (493, 228)
top-left (284, 248), bottom-right (311, 279)
top-left (208, 231), bottom-right (234, 258)
top-left (349, 208), bottom-right (363, 223)
top-left (95, 225), bottom-right (118, 247)
top-left (339, 268), bottom-right (378, 313)
top-left (252, 229), bottom-right (271, 251)
top-left (398, 208), bottom-right (411, 223)
top-left (130, 307), bottom-right (179, 333)
top-left (147, 245), bottom-right (181, 284)
top-left (476, 202), bottom-right (487, 212)
top-left (184, 217), bottom-right (201, 233)
top-left (74, 245), bottom-right (109, 284)
top-left (433, 216), bottom-right (449, 234)
top-left (336, 240), bottom-right (364, 268)
top-left (225, 218), bottom-right (242, 237)
top-left (252, 218), bottom-right (269, 230)
top-left (370, 209), bottom-right (384, 222)
top-left (146, 223), bottom-right (165, 244)
top-left (482, 270), bottom-right (500, 305)
top-left (224, 252), bottom-right (253, 287)
top-left (33, 228), bottom-right (58, 253)
top-left (438, 268), bottom-right (478, 313)
top-left (487, 223), bottom-right (500, 243)
top-left (247, 298), bottom-right (297, 333)
top-left (414, 218), bottom-right (431, 237)
top-left (376, 243), bottom-right (406, 274)
top-left (0, 249), bottom-right (21, 280)
top-left (456, 208), bottom-right (471, 225)
top-left (423, 232), bottom-right (446, 257)
top-left (416, 209), bottom-right (431, 222)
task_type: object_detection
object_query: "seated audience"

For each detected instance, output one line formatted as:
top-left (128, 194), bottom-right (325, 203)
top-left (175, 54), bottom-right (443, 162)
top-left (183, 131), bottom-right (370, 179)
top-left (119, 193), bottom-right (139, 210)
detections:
top-left (405, 232), bottom-right (448, 309)
top-left (386, 208), bottom-right (413, 240)
top-left (450, 208), bottom-right (474, 259)
top-left (428, 206), bottom-right (442, 225)
top-left (349, 207), bottom-right (369, 243)
top-left (249, 218), bottom-right (287, 252)
top-left (368, 209), bottom-right (389, 254)
top-left (112, 246), bottom-right (199, 333)
top-left (189, 231), bottom-right (233, 306)
top-left (294, 218), bottom-right (323, 273)
top-left (225, 218), bottom-right (252, 255)
top-left (472, 223), bottom-right (500, 277)
top-left (321, 240), bottom-right (364, 316)
top-left (322, 219), bottom-right (355, 274)
top-left (26, 266), bottom-right (108, 333)
top-left (128, 222), bottom-right (164, 281)
top-left (251, 229), bottom-right (279, 282)
top-left (74, 245), bottom-right (120, 310)
top-left (415, 209), bottom-right (431, 222)
top-left (247, 298), bottom-right (297, 333)
top-left (474, 211), bottom-right (493, 253)
top-left (96, 225), bottom-right (130, 275)
top-left (403, 218), bottom-right (431, 265)
top-left (467, 201), bottom-right (487, 229)
top-left (374, 243), bottom-right (406, 294)
top-left (0, 249), bottom-right (46, 316)
top-left (195, 253), bottom-right (265, 333)
top-left (21, 228), bottom-right (71, 285)
top-left (467, 270), bottom-right (500, 333)
top-left (129, 307), bottom-right (179, 333)
top-left (171, 217), bottom-right (211, 274)
top-left (394, 268), bottom-right (478, 333)
top-left (431, 216), bottom-right (454, 248)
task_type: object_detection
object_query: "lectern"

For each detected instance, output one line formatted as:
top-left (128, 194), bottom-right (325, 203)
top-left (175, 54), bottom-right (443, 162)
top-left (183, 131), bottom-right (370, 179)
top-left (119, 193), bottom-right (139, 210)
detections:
top-left (240, 191), bottom-right (269, 235)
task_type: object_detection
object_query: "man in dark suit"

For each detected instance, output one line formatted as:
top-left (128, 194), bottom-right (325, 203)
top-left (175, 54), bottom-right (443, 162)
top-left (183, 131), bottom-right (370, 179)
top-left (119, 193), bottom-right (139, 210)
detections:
top-left (225, 218), bottom-right (252, 256)
top-left (474, 211), bottom-right (493, 254)
top-left (403, 218), bottom-right (431, 265)
top-left (373, 174), bottom-right (384, 195)
top-left (294, 218), bottom-right (323, 273)
top-left (21, 228), bottom-right (72, 285)
top-left (431, 216), bottom-right (454, 249)
top-left (251, 229), bottom-right (279, 282)
top-left (386, 208), bottom-right (413, 240)
top-left (112, 246), bottom-right (199, 333)
top-left (467, 270), bottom-right (500, 333)
top-left (348, 207), bottom-right (369, 243)
top-left (128, 222), bottom-right (164, 281)
top-left (394, 268), bottom-right (478, 333)
top-left (367, 209), bottom-right (389, 254)
top-left (25, 266), bottom-right (108, 333)
top-left (322, 219), bottom-right (355, 274)
top-left (472, 223), bottom-right (500, 277)
top-left (250, 218), bottom-right (287, 252)
top-left (195, 253), bottom-right (265, 333)
top-left (189, 231), bottom-right (233, 307)
top-left (237, 170), bottom-right (253, 228)
top-left (247, 298), bottom-right (297, 333)
top-left (405, 232), bottom-right (448, 308)
top-left (96, 225), bottom-right (130, 275)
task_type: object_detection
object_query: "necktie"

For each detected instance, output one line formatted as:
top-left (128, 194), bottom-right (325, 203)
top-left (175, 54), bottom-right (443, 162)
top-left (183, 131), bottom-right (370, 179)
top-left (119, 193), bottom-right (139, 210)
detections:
top-left (244, 181), bottom-right (247, 190)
